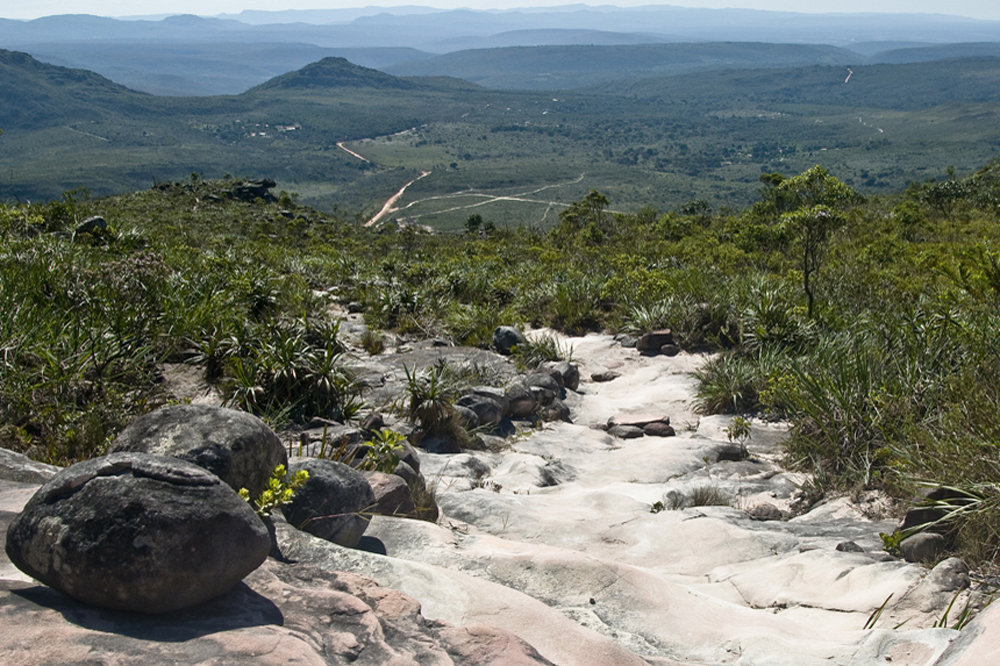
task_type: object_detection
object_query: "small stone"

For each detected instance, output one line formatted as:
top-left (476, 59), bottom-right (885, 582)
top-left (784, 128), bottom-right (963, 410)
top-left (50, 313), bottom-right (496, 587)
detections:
top-left (609, 425), bottom-right (645, 439)
top-left (360, 412), bottom-right (385, 432)
top-left (836, 541), bottom-right (865, 553)
top-left (660, 344), bottom-right (681, 357)
top-left (747, 503), bottom-right (784, 521)
top-left (607, 414), bottom-right (670, 429)
top-left (615, 334), bottom-right (637, 348)
top-left (642, 422), bottom-right (676, 437)
top-left (590, 370), bottom-right (621, 383)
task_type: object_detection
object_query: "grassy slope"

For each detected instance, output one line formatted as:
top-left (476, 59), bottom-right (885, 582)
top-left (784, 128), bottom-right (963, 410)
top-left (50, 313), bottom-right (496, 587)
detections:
top-left (5, 159), bottom-right (1000, 560)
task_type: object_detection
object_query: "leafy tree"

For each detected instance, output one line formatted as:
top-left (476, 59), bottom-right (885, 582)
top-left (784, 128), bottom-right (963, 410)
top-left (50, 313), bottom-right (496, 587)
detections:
top-left (553, 189), bottom-right (611, 244)
top-left (781, 204), bottom-right (844, 318)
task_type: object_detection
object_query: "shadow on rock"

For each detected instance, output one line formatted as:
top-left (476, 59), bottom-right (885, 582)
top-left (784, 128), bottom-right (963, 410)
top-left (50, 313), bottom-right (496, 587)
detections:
top-left (8, 581), bottom-right (283, 641)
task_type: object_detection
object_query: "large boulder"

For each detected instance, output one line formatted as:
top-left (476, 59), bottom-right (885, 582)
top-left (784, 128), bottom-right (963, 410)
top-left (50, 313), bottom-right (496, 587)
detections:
top-left (109, 404), bottom-right (287, 498)
top-left (281, 458), bottom-right (376, 548)
top-left (4, 452), bottom-right (270, 613)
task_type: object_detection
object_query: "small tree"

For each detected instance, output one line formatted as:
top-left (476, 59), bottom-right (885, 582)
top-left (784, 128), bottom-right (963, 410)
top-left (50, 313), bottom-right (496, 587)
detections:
top-left (781, 205), bottom-right (844, 319)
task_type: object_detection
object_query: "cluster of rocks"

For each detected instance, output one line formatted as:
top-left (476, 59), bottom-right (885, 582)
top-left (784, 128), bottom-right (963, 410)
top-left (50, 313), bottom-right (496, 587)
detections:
top-left (229, 177), bottom-right (278, 203)
top-left (3, 404), bottom-right (409, 614)
top-left (895, 486), bottom-right (975, 564)
top-left (614, 328), bottom-right (680, 356)
top-left (593, 413), bottom-right (676, 440)
top-left (152, 177), bottom-right (278, 203)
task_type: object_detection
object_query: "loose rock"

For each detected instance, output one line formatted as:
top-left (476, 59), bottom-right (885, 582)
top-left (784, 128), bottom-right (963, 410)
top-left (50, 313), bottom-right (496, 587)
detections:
top-left (282, 458), bottom-right (376, 548)
top-left (366, 471), bottom-right (417, 517)
top-left (590, 370), bottom-right (621, 383)
top-left (900, 532), bottom-right (947, 563)
top-left (492, 326), bottom-right (525, 355)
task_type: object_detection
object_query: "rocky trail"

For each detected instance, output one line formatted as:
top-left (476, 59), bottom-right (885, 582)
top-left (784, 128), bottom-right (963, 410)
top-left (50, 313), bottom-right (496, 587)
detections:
top-left (1, 329), bottom-right (998, 665)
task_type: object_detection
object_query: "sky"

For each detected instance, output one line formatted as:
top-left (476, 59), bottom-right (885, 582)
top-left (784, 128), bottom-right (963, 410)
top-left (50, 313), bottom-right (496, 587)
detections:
top-left (2, 1), bottom-right (1000, 21)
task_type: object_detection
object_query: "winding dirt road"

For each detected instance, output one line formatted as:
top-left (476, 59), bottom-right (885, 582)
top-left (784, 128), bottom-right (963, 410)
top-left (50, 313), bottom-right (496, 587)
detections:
top-left (365, 171), bottom-right (431, 227)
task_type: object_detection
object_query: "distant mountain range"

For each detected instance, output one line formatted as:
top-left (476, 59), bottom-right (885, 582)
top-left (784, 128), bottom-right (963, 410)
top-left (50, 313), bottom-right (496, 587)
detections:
top-left (1, 7), bottom-right (1000, 95)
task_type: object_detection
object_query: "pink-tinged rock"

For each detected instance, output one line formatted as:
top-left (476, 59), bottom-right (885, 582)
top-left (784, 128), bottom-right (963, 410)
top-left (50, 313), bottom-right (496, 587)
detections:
top-left (0, 557), bottom-right (557, 666)
top-left (366, 471), bottom-right (417, 517)
top-left (933, 599), bottom-right (1000, 666)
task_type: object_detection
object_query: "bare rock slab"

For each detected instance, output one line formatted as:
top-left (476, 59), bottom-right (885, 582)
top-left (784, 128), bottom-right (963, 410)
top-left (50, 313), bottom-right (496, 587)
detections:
top-left (0, 557), bottom-right (557, 666)
top-left (4, 452), bottom-right (270, 613)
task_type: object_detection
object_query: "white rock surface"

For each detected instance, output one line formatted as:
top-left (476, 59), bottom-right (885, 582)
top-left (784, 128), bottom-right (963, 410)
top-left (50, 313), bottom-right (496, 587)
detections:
top-left (362, 332), bottom-right (970, 666)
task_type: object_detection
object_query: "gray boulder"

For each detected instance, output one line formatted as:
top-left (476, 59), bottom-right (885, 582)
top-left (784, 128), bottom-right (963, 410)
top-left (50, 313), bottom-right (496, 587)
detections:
top-left (492, 326), bottom-right (525, 355)
top-left (525, 372), bottom-right (561, 404)
top-left (539, 399), bottom-right (572, 423)
top-left (110, 404), bottom-right (287, 498)
top-left (609, 425), bottom-right (645, 439)
top-left (75, 215), bottom-right (107, 236)
top-left (281, 458), bottom-right (376, 548)
top-left (457, 394), bottom-right (504, 428)
top-left (454, 404), bottom-right (481, 431)
top-left (900, 532), bottom-right (947, 563)
top-left (4, 452), bottom-right (269, 613)
top-left (548, 361), bottom-right (581, 392)
top-left (643, 422), bottom-right (676, 437)
top-left (505, 382), bottom-right (538, 417)
top-left (469, 386), bottom-right (510, 417)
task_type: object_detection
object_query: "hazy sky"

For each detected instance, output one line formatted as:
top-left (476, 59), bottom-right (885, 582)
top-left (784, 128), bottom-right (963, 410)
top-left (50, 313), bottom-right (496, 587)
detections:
top-left (3, 1), bottom-right (999, 21)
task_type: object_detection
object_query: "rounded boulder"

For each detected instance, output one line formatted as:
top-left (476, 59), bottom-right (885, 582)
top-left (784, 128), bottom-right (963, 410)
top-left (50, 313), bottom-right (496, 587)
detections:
top-left (109, 404), bottom-right (287, 498)
top-left (281, 458), bottom-right (376, 548)
top-left (4, 452), bottom-right (270, 613)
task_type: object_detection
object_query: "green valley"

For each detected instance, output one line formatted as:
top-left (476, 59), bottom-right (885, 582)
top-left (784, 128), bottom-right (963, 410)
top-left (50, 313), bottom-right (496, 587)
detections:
top-left (2, 50), bottom-right (1000, 230)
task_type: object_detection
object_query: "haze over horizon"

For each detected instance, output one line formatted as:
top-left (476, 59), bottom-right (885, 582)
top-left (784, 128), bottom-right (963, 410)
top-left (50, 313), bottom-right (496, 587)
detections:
top-left (2, 1), bottom-right (999, 22)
